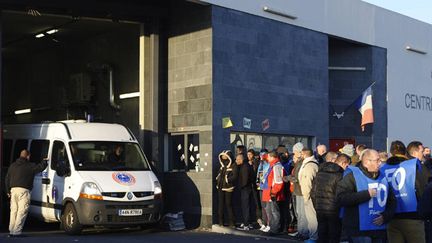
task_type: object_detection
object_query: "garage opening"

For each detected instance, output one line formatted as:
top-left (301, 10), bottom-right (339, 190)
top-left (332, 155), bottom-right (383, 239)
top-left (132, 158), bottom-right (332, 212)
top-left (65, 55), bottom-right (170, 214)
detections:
top-left (1, 11), bottom-right (140, 131)
top-left (0, 10), bottom-right (142, 228)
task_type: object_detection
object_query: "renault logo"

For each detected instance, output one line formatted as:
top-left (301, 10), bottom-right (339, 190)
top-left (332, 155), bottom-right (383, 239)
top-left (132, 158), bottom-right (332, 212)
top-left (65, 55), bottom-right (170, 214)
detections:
top-left (127, 192), bottom-right (133, 200)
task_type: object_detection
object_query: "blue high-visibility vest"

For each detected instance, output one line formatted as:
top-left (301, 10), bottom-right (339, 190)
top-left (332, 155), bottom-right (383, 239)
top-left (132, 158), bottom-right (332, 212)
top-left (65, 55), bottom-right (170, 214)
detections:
top-left (380, 158), bottom-right (418, 213)
top-left (350, 166), bottom-right (388, 231)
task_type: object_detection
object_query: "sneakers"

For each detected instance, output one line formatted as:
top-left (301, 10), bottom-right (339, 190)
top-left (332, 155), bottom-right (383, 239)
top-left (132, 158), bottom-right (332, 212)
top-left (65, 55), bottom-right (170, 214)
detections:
top-left (259, 224), bottom-right (267, 231)
top-left (288, 231), bottom-right (299, 237)
top-left (287, 226), bottom-right (297, 233)
top-left (260, 225), bottom-right (270, 232)
top-left (237, 223), bottom-right (253, 231)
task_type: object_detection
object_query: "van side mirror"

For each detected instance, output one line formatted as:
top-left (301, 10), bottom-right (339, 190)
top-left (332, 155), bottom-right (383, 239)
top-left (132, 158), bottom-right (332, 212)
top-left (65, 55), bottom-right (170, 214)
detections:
top-left (56, 163), bottom-right (71, 177)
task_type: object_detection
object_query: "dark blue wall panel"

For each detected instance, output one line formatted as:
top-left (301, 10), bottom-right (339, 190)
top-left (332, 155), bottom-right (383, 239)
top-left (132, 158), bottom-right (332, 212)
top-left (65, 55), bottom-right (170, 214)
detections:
top-left (212, 6), bottom-right (329, 157)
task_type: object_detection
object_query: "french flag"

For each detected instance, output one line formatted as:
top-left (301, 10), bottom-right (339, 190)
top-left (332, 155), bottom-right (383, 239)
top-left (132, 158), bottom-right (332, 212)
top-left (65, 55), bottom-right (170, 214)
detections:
top-left (356, 86), bottom-right (374, 131)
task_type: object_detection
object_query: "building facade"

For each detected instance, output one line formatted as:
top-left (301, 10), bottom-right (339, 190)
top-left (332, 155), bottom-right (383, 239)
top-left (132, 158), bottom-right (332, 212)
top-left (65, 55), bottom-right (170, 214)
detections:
top-left (0, 0), bottom-right (431, 228)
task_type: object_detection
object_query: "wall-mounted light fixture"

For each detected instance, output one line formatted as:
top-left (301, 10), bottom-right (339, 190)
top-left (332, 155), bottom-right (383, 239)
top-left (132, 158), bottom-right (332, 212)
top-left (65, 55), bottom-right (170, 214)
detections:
top-left (119, 92), bottom-right (140, 99)
top-left (263, 6), bottom-right (297, 20)
top-left (328, 67), bottom-right (366, 71)
top-left (406, 46), bottom-right (427, 55)
top-left (14, 108), bottom-right (31, 115)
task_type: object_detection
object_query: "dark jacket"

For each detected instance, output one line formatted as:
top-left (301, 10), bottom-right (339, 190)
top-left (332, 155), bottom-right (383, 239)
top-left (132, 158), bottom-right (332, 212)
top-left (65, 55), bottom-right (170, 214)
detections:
top-left (311, 162), bottom-right (344, 215)
top-left (386, 155), bottom-right (431, 219)
top-left (5, 157), bottom-right (48, 192)
top-left (290, 159), bottom-right (303, 196)
top-left (216, 151), bottom-right (238, 192)
top-left (238, 161), bottom-right (254, 189)
top-left (336, 164), bottom-right (396, 238)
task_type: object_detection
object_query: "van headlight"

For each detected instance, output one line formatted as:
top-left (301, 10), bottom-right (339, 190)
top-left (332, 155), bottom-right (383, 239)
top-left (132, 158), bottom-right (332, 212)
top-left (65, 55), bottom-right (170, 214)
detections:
top-left (80, 182), bottom-right (103, 200)
top-left (154, 181), bottom-right (162, 198)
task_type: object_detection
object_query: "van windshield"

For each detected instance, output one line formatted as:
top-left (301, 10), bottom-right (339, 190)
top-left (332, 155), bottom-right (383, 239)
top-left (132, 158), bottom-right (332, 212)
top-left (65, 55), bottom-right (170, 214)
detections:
top-left (69, 142), bottom-right (150, 171)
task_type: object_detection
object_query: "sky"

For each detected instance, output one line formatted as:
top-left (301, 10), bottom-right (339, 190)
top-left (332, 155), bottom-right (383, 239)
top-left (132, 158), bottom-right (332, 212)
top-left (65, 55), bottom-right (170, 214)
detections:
top-left (362, 0), bottom-right (432, 24)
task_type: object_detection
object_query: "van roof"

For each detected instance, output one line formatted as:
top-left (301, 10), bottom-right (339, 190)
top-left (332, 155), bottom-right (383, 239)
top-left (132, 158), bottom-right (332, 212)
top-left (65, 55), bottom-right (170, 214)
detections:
top-left (3, 122), bottom-right (136, 142)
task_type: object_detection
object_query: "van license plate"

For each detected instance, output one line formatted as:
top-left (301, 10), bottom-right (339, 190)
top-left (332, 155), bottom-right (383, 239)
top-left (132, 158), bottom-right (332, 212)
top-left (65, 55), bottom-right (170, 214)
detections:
top-left (118, 209), bottom-right (143, 216)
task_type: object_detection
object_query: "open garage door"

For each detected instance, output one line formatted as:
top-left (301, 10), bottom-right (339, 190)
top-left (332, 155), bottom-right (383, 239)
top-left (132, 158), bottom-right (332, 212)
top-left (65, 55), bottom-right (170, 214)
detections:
top-left (0, 10), bottom-right (142, 228)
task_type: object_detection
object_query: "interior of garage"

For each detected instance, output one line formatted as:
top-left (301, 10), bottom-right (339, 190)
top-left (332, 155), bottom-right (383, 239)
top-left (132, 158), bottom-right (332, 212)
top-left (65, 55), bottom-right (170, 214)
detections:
top-left (1, 11), bottom-right (141, 135)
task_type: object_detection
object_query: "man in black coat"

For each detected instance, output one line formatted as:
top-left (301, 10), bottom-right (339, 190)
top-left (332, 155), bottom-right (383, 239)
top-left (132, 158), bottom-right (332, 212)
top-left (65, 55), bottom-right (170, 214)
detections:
top-left (383, 141), bottom-right (430, 243)
top-left (336, 149), bottom-right (396, 243)
top-left (5, 149), bottom-right (48, 237)
top-left (312, 153), bottom-right (350, 243)
top-left (236, 153), bottom-right (255, 230)
top-left (216, 150), bottom-right (238, 227)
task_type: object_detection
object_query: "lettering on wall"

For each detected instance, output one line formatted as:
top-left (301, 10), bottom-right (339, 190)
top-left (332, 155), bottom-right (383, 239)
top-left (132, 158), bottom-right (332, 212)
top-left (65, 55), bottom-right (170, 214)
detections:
top-left (405, 93), bottom-right (432, 111)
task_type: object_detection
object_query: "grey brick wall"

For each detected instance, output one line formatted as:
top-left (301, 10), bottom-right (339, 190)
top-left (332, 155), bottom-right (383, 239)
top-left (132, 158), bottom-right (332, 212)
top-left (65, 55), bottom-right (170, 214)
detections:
top-left (164, 3), bottom-right (213, 228)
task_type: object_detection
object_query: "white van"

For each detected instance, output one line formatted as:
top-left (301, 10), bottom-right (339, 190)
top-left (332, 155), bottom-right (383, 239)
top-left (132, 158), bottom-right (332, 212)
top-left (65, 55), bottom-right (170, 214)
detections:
top-left (2, 121), bottom-right (162, 234)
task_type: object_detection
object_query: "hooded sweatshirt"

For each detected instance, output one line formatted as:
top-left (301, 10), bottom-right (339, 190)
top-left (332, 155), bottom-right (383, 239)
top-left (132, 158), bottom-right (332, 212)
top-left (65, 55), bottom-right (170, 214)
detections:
top-left (299, 155), bottom-right (319, 201)
top-left (216, 150), bottom-right (238, 192)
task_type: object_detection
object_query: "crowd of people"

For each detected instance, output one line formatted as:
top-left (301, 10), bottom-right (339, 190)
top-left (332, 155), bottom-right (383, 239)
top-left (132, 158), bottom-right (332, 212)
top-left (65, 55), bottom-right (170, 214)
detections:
top-left (216, 141), bottom-right (432, 243)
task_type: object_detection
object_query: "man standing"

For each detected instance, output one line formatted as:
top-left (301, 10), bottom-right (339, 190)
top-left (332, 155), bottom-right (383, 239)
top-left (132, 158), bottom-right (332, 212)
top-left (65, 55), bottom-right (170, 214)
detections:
top-left (337, 149), bottom-right (396, 243)
top-left (216, 150), bottom-right (238, 227)
top-left (381, 141), bottom-right (430, 243)
top-left (236, 153), bottom-right (255, 230)
top-left (5, 149), bottom-right (48, 237)
top-left (261, 151), bottom-right (285, 235)
top-left (312, 154), bottom-right (350, 243)
top-left (315, 144), bottom-right (327, 164)
top-left (247, 149), bottom-right (263, 227)
top-left (298, 148), bottom-right (319, 242)
top-left (287, 142), bottom-right (308, 239)
top-left (351, 144), bottom-right (367, 166)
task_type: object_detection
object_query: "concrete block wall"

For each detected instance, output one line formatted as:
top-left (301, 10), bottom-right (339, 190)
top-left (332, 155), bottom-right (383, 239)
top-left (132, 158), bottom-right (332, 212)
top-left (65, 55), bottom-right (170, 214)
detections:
top-left (164, 3), bottom-right (213, 228)
top-left (212, 6), bottom-right (329, 223)
top-left (329, 38), bottom-right (387, 150)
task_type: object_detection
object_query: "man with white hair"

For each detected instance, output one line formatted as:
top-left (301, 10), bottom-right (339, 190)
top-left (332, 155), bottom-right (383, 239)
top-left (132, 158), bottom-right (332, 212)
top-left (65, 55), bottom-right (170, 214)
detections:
top-left (315, 144), bottom-right (327, 164)
top-left (337, 149), bottom-right (396, 243)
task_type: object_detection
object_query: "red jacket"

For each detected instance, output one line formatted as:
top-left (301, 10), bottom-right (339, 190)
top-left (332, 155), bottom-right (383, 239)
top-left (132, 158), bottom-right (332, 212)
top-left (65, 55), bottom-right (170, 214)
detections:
top-left (262, 158), bottom-right (286, 202)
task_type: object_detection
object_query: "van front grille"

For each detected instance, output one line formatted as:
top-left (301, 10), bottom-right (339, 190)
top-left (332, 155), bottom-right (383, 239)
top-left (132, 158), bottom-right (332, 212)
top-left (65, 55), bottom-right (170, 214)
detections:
top-left (102, 192), bottom-right (126, 198)
top-left (133, 191), bottom-right (153, 197)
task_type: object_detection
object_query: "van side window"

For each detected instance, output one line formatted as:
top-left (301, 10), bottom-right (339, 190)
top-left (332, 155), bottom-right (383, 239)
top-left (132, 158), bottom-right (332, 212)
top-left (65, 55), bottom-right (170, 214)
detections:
top-left (2, 139), bottom-right (13, 167)
top-left (51, 141), bottom-right (70, 170)
top-left (30, 140), bottom-right (50, 164)
top-left (13, 139), bottom-right (28, 161)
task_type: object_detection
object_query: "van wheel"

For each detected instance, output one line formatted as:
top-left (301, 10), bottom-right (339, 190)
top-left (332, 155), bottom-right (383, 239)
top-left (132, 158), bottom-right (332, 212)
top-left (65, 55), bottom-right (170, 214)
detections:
top-left (61, 203), bottom-right (82, 235)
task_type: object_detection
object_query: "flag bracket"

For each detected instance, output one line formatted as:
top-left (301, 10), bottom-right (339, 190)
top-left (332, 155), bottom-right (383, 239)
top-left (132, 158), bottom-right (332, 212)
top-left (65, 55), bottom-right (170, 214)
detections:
top-left (332, 111), bottom-right (344, 119)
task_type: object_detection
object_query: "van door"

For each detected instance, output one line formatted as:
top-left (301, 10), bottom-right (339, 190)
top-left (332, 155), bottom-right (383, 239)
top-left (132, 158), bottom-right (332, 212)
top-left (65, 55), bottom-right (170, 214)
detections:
top-left (28, 139), bottom-right (50, 219)
top-left (44, 140), bottom-right (70, 221)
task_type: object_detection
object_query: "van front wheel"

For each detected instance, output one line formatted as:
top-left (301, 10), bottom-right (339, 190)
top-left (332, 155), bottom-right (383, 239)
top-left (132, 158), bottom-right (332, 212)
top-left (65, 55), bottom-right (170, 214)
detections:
top-left (61, 203), bottom-right (83, 235)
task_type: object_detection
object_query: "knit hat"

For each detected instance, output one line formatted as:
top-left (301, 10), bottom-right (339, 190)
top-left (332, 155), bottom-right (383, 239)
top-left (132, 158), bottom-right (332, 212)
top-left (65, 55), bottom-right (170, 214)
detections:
top-left (339, 144), bottom-right (355, 157)
top-left (293, 142), bottom-right (304, 153)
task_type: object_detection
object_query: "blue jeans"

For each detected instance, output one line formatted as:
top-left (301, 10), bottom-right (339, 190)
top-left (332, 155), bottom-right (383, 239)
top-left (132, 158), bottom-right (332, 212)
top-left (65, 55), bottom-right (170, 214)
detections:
top-left (265, 201), bottom-right (280, 233)
top-left (296, 195), bottom-right (308, 237)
